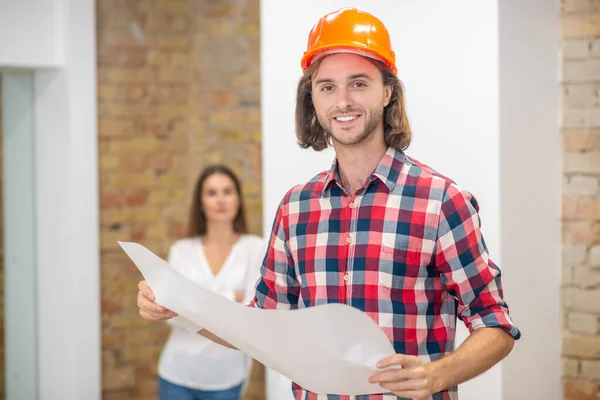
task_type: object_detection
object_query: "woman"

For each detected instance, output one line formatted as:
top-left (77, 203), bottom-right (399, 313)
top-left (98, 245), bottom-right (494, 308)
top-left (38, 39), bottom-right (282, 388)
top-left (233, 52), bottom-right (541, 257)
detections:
top-left (157, 165), bottom-right (265, 400)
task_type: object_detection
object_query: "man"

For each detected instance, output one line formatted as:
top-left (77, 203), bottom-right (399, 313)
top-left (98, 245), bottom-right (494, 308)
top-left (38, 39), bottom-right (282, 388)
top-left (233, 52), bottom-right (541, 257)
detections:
top-left (137, 7), bottom-right (520, 400)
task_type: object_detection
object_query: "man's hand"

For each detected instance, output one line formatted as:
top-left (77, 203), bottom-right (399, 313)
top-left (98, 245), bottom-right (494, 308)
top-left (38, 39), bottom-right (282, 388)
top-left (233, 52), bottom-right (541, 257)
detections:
top-left (369, 354), bottom-right (436, 400)
top-left (137, 280), bottom-right (178, 321)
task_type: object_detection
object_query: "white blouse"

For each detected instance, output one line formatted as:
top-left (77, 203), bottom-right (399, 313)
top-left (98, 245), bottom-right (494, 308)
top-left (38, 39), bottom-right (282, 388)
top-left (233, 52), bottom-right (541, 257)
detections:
top-left (157, 234), bottom-right (266, 390)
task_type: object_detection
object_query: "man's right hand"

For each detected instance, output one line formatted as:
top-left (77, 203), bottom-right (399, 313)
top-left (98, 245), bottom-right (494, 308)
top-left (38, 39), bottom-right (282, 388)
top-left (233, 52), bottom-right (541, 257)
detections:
top-left (137, 280), bottom-right (178, 320)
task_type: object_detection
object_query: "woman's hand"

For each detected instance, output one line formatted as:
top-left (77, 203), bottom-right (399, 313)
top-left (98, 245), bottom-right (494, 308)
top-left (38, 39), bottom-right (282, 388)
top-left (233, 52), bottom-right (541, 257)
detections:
top-left (137, 280), bottom-right (178, 320)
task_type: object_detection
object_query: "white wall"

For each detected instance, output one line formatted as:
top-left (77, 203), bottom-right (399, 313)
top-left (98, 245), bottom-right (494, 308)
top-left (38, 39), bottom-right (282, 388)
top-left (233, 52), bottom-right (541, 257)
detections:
top-left (498, 1), bottom-right (561, 399)
top-left (261, 0), bottom-right (560, 399)
top-left (1, 0), bottom-right (100, 399)
top-left (0, 0), bottom-right (64, 68)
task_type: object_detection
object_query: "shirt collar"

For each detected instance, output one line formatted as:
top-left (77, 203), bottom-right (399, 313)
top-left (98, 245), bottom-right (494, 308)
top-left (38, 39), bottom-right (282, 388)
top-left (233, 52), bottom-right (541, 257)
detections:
top-left (321, 147), bottom-right (405, 196)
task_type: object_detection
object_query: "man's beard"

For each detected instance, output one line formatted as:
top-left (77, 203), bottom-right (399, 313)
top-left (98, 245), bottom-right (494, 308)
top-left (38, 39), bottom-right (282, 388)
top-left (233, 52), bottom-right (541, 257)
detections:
top-left (322, 106), bottom-right (384, 147)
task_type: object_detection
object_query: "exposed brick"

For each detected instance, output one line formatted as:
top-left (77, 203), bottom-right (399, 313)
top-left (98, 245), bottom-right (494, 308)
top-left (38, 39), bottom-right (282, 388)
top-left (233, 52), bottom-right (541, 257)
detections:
top-left (125, 189), bottom-right (148, 206)
top-left (562, 14), bottom-right (600, 38)
top-left (589, 245), bottom-right (600, 265)
top-left (99, 119), bottom-right (135, 138)
top-left (212, 91), bottom-right (239, 107)
top-left (564, 175), bottom-right (599, 196)
top-left (99, 85), bottom-right (120, 101)
top-left (99, 33), bottom-right (151, 50)
top-left (564, 379), bottom-right (598, 400)
top-left (101, 191), bottom-right (122, 208)
top-left (206, 2), bottom-right (243, 18)
top-left (564, 334), bottom-right (600, 358)
top-left (562, 0), bottom-right (593, 13)
top-left (563, 196), bottom-right (600, 220)
top-left (121, 345), bottom-right (162, 364)
top-left (130, 209), bottom-right (160, 223)
top-left (168, 219), bottom-right (187, 239)
top-left (564, 152), bottom-right (600, 174)
top-left (574, 263), bottom-right (600, 288)
top-left (564, 358), bottom-right (581, 377)
top-left (109, 138), bottom-right (161, 155)
top-left (565, 84), bottom-right (598, 107)
top-left (565, 244), bottom-right (588, 267)
top-left (100, 155), bottom-right (120, 171)
top-left (125, 86), bottom-right (145, 101)
top-left (102, 297), bottom-right (122, 314)
top-left (98, 0), bottom-right (264, 397)
top-left (103, 366), bottom-right (136, 391)
top-left (147, 51), bottom-right (190, 67)
top-left (145, 13), bottom-right (190, 33)
top-left (109, 173), bottom-right (155, 189)
top-left (147, 226), bottom-right (168, 240)
top-left (103, 332), bottom-right (125, 350)
top-left (564, 39), bottom-right (592, 58)
top-left (158, 69), bottom-right (190, 84)
top-left (147, 189), bottom-right (173, 206)
top-left (564, 107), bottom-right (600, 129)
top-left (156, 0), bottom-right (188, 15)
top-left (131, 226), bottom-right (146, 242)
top-left (581, 360), bottom-right (600, 380)
top-left (98, 49), bottom-right (148, 67)
top-left (236, 20), bottom-right (260, 36)
top-left (122, 155), bottom-right (146, 172)
top-left (157, 36), bottom-right (190, 49)
top-left (567, 288), bottom-right (600, 312)
top-left (104, 68), bottom-right (156, 84)
top-left (101, 103), bottom-right (158, 118)
top-left (101, 226), bottom-right (132, 250)
top-left (568, 312), bottom-right (599, 334)
top-left (103, 390), bottom-right (132, 400)
top-left (564, 265), bottom-right (576, 286)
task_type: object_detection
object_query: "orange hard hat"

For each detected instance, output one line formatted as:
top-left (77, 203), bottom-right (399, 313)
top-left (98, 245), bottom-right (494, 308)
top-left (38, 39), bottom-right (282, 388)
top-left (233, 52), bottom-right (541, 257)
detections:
top-left (300, 8), bottom-right (397, 75)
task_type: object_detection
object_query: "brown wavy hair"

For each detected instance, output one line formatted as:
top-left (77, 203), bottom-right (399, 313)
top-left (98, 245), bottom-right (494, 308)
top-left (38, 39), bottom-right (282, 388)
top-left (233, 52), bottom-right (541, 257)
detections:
top-left (295, 56), bottom-right (412, 151)
top-left (187, 165), bottom-right (248, 236)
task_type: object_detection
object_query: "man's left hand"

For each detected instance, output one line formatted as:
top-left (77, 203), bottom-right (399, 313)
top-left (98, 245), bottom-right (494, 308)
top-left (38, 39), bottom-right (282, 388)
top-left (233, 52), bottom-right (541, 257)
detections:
top-left (369, 354), bottom-right (435, 400)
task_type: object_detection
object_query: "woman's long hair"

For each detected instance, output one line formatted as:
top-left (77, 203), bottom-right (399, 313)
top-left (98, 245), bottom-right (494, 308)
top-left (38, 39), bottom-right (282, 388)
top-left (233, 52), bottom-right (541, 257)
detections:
top-left (187, 165), bottom-right (248, 236)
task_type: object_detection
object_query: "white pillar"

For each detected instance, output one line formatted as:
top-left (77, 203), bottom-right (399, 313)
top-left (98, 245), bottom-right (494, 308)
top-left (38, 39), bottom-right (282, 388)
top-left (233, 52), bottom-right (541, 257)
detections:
top-left (0, 0), bottom-right (101, 398)
top-left (260, 1), bottom-right (561, 399)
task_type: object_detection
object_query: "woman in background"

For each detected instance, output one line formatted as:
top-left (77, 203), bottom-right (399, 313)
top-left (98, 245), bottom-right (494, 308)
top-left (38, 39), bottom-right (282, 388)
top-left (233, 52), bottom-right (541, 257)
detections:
top-left (157, 165), bottom-right (265, 400)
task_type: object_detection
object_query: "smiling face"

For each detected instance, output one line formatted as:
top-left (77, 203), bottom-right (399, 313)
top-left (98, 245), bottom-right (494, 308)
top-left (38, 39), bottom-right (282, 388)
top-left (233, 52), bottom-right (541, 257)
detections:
top-left (310, 53), bottom-right (392, 148)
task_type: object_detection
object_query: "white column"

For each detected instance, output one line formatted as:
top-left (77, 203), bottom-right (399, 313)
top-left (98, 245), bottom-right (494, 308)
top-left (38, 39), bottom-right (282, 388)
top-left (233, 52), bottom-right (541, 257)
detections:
top-left (260, 0), bottom-right (561, 399)
top-left (0, 0), bottom-right (101, 398)
top-left (498, 1), bottom-right (562, 399)
top-left (34, 0), bottom-right (101, 398)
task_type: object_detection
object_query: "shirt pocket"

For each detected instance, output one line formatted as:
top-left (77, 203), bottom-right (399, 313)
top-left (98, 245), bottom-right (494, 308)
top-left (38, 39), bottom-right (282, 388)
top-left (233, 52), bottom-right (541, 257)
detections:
top-left (377, 235), bottom-right (425, 290)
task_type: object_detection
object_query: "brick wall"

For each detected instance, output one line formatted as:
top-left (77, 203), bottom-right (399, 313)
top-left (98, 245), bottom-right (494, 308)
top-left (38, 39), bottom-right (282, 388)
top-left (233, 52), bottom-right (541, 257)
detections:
top-left (562, 1), bottom-right (600, 399)
top-left (97, 0), bottom-right (264, 398)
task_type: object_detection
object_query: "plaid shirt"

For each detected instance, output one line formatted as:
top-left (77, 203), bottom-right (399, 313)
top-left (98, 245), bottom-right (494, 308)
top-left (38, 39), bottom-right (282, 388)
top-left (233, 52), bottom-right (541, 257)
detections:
top-left (251, 147), bottom-right (520, 400)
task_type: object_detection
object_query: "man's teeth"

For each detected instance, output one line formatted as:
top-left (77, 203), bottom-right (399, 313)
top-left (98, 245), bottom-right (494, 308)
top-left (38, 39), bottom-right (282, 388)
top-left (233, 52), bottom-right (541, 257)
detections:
top-left (335, 116), bottom-right (357, 122)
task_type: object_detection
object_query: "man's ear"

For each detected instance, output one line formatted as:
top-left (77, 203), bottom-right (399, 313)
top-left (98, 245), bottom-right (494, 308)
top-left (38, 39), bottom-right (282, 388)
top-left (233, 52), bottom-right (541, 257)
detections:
top-left (384, 85), bottom-right (392, 107)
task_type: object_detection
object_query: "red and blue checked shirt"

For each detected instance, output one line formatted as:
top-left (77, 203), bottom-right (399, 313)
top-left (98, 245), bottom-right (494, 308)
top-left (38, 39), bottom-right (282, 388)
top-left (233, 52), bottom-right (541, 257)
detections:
top-left (250, 147), bottom-right (520, 400)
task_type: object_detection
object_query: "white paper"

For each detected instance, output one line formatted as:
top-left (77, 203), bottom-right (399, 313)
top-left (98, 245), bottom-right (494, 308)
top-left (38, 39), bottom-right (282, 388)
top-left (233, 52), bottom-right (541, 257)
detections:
top-left (118, 241), bottom-right (397, 396)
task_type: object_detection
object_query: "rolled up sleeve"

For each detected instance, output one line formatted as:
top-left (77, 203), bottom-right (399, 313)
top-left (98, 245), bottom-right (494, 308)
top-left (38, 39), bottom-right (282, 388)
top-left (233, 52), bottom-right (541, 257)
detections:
top-left (434, 183), bottom-right (521, 340)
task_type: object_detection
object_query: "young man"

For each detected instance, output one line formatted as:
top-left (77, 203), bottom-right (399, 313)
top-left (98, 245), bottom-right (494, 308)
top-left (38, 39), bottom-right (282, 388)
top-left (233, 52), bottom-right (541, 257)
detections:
top-left (137, 8), bottom-right (520, 400)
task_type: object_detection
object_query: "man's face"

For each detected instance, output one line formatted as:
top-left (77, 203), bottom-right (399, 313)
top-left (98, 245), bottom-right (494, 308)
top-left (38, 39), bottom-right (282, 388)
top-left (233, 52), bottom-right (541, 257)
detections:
top-left (311, 53), bottom-right (392, 148)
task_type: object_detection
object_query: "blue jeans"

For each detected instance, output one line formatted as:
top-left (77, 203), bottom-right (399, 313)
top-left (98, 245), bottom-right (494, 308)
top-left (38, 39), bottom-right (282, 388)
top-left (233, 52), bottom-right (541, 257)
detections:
top-left (158, 376), bottom-right (244, 400)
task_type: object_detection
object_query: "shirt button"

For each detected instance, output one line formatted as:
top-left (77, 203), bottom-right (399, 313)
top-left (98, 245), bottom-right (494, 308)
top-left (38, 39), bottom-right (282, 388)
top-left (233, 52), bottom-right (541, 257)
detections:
top-left (349, 202), bottom-right (356, 208)
top-left (345, 236), bottom-right (352, 244)
top-left (343, 274), bottom-right (350, 282)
